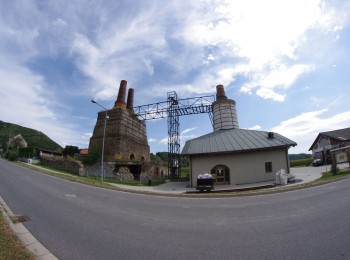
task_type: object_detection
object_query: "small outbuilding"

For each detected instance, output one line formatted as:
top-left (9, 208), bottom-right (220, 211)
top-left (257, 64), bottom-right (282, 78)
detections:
top-left (182, 128), bottom-right (296, 187)
top-left (181, 85), bottom-right (297, 187)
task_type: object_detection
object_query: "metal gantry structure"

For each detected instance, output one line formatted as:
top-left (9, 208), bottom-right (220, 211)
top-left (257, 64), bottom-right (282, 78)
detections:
top-left (133, 92), bottom-right (215, 179)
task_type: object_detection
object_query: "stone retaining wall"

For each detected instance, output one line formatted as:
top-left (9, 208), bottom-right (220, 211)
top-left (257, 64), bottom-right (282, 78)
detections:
top-left (40, 157), bottom-right (85, 176)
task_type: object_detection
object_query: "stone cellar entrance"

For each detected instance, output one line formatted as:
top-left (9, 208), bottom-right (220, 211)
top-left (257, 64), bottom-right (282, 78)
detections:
top-left (114, 161), bottom-right (142, 180)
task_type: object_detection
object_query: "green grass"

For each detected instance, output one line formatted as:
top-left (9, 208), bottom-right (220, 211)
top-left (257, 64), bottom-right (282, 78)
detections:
top-left (21, 163), bottom-right (167, 187)
top-left (0, 213), bottom-right (35, 260)
top-left (319, 169), bottom-right (350, 181)
top-left (91, 175), bottom-right (167, 186)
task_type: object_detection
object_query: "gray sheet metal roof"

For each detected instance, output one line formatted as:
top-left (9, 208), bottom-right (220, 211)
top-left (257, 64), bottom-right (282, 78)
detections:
top-left (181, 128), bottom-right (297, 155)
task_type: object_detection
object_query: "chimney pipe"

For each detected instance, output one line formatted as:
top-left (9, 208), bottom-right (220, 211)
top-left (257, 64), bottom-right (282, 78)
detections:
top-left (114, 80), bottom-right (127, 109)
top-left (126, 88), bottom-right (134, 110)
top-left (212, 84), bottom-right (239, 131)
top-left (216, 84), bottom-right (226, 100)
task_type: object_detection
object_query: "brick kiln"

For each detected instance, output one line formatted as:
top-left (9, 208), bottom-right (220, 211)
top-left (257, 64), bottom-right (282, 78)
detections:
top-left (89, 80), bottom-right (150, 178)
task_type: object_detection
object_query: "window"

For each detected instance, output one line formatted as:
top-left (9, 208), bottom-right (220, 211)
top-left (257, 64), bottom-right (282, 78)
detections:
top-left (265, 162), bottom-right (272, 173)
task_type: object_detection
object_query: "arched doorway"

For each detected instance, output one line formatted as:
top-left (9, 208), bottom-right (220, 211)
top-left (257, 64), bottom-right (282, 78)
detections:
top-left (211, 165), bottom-right (230, 185)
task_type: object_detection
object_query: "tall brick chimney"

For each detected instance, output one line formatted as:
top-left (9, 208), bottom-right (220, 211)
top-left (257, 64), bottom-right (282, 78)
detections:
top-left (216, 85), bottom-right (227, 100)
top-left (126, 88), bottom-right (134, 110)
top-left (114, 80), bottom-right (127, 109)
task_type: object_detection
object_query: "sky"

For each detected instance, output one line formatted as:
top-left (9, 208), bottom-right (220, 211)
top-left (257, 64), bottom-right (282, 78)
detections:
top-left (0, 0), bottom-right (349, 154)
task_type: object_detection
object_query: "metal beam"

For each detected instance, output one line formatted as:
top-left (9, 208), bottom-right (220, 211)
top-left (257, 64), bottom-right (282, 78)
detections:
top-left (133, 94), bottom-right (215, 179)
top-left (133, 95), bottom-right (215, 120)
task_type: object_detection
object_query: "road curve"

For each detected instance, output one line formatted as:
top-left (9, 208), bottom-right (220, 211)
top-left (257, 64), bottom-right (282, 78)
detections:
top-left (0, 159), bottom-right (349, 260)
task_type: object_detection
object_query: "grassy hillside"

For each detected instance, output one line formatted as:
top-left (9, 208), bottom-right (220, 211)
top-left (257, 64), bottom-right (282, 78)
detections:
top-left (0, 120), bottom-right (62, 152)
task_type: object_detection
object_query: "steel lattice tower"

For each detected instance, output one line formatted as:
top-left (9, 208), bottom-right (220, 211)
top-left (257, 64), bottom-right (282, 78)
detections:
top-left (133, 93), bottom-right (215, 179)
top-left (167, 91), bottom-right (181, 179)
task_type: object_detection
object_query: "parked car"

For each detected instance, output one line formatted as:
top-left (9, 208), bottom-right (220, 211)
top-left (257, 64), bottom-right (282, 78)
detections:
top-left (312, 159), bottom-right (323, 166)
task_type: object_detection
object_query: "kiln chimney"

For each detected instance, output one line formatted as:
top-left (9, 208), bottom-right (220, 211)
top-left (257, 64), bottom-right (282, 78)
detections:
top-left (212, 84), bottom-right (239, 131)
top-left (216, 85), bottom-right (227, 100)
top-left (126, 88), bottom-right (134, 110)
top-left (114, 80), bottom-right (127, 109)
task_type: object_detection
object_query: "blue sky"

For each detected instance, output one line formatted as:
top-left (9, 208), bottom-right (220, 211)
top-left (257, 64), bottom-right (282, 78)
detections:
top-left (0, 0), bottom-right (349, 154)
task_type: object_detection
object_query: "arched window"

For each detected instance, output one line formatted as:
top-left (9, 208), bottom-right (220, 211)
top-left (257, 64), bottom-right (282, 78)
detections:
top-left (211, 165), bottom-right (230, 185)
top-left (130, 154), bottom-right (135, 160)
top-left (141, 156), bottom-right (145, 163)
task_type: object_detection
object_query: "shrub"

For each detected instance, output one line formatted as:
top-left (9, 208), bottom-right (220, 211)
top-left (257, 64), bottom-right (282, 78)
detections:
top-left (290, 158), bottom-right (313, 167)
top-left (81, 147), bottom-right (99, 165)
top-left (7, 151), bottom-right (18, 161)
top-left (331, 164), bottom-right (339, 175)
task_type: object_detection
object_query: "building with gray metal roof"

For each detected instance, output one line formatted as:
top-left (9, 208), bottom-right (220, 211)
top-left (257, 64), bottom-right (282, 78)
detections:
top-left (181, 85), bottom-right (297, 187)
top-left (182, 128), bottom-right (296, 155)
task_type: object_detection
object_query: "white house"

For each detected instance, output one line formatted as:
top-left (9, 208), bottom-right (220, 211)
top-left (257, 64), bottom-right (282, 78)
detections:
top-left (309, 127), bottom-right (350, 162)
top-left (181, 85), bottom-right (297, 187)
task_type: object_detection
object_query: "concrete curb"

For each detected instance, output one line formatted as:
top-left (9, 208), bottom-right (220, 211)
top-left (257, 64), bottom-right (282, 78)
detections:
top-left (0, 195), bottom-right (58, 260)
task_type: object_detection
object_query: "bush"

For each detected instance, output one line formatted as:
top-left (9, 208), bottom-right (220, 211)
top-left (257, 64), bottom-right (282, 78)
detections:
top-left (7, 151), bottom-right (18, 161)
top-left (81, 147), bottom-right (99, 165)
top-left (290, 158), bottom-right (313, 167)
top-left (331, 164), bottom-right (339, 175)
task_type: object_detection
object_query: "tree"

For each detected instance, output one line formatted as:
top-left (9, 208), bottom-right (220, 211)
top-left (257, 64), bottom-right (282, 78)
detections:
top-left (62, 145), bottom-right (80, 157)
top-left (81, 146), bottom-right (99, 165)
top-left (11, 137), bottom-right (25, 151)
top-left (181, 156), bottom-right (189, 167)
top-left (155, 152), bottom-right (168, 162)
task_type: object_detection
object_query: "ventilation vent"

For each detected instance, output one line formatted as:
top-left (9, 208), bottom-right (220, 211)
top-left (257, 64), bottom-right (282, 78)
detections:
top-left (268, 132), bottom-right (275, 139)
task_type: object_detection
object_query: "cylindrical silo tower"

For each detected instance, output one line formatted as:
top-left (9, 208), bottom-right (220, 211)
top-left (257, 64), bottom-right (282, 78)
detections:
top-left (212, 85), bottom-right (239, 131)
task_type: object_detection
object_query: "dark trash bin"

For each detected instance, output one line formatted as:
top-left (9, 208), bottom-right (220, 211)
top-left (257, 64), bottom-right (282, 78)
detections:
top-left (196, 177), bottom-right (214, 192)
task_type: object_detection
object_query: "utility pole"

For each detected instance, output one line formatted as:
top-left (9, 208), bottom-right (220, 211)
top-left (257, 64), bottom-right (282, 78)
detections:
top-left (91, 100), bottom-right (108, 182)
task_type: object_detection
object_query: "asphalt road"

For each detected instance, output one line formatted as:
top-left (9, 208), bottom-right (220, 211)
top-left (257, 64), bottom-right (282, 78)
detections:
top-left (1, 159), bottom-right (350, 260)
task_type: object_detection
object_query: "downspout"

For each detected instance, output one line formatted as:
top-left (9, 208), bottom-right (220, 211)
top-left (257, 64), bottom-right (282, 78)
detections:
top-left (286, 147), bottom-right (291, 173)
top-left (189, 157), bottom-right (193, 188)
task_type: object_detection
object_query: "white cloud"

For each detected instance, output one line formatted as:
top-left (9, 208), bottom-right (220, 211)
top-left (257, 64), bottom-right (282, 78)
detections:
top-left (80, 133), bottom-right (93, 147)
top-left (0, 63), bottom-right (84, 148)
top-left (176, 0), bottom-right (347, 100)
top-left (159, 137), bottom-right (168, 145)
top-left (181, 127), bottom-right (197, 134)
top-left (148, 138), bottom-right (157, 143)
top-left (271, 109), bottom-right (350, 153)
top-left (248, 125), bottom-right (261, 131)
top-left (240, 64), bottom-right (314, 101)
top-left (159, 132), bottom-right (197, 147)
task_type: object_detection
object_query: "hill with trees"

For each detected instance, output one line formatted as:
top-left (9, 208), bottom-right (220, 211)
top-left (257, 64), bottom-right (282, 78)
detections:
top-left (0, 120), bottom-right (62, 152)
top-left (289, 153), bottom-right (312, 160)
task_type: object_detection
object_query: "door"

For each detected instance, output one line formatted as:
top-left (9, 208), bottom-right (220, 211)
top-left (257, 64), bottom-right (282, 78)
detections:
top-left (211, 165), bottom-right (230, 185)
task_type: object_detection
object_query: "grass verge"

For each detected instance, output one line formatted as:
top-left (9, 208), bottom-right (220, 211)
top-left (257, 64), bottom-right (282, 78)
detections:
top-left (319, 169), bottom-right (350, 181)
top-left (0, 212), bottom-right (35, 260)
top-left (17, 162), bottom-right (167, 188)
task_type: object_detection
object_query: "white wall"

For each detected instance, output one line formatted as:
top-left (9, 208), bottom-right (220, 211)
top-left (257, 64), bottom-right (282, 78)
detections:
top-left (335, 150), bottom-right (348, 164)
top-left (189, 148), bottom-right (289, 186)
